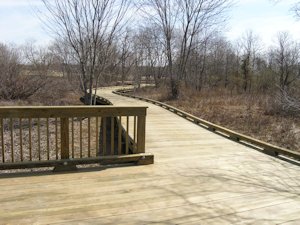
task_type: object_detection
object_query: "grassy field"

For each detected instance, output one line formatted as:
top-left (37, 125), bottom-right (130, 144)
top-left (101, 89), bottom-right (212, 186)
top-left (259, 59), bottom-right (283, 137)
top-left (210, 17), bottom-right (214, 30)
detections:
top-left (134, 86), bottom-right (300, 152)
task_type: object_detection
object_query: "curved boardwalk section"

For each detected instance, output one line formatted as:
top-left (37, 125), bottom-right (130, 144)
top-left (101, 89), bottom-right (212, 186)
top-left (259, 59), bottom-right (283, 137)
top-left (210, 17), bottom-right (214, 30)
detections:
top-left (1, 87), bottom-right (300, 224)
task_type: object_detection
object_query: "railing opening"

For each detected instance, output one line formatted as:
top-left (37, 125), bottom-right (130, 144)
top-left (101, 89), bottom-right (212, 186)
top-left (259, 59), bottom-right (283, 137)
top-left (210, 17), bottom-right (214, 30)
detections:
top-left (0, 106), bottom-right (153, 171)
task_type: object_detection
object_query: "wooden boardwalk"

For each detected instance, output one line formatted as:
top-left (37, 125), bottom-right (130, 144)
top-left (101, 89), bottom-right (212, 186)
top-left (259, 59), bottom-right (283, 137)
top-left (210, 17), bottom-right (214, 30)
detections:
top-left (1, 87), bottom-right (300, 224)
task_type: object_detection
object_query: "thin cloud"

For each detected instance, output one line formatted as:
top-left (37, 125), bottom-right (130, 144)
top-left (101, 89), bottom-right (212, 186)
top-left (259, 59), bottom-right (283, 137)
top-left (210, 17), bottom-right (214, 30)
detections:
top-left (0, 0), bottom-right (43, 7)
top-left (225, 0), bottom-right (300, 48)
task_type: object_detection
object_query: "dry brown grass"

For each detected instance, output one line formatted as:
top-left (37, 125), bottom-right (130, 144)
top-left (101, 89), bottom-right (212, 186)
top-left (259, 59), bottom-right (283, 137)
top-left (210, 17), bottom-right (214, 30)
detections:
top-left (135, 86), bottom-right (300, 152)
top-left (0, 77), bottom-right (82, 106)
top-left (0, 117), bottom-right (99, 164)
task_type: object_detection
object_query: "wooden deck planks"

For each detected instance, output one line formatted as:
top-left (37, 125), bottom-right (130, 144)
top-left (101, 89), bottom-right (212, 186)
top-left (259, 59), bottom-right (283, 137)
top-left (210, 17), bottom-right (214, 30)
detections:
top-left (0, 86), bottom-right (300, 224)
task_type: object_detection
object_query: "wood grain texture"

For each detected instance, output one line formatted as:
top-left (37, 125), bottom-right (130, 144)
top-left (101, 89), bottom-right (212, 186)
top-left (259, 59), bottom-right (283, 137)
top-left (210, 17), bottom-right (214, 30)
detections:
top-left (0, 106), bottom-right (147, 118)
top-left (0, 86), bottom-right (300, 224)
top-left (60, 118), bottom-right (69, 159)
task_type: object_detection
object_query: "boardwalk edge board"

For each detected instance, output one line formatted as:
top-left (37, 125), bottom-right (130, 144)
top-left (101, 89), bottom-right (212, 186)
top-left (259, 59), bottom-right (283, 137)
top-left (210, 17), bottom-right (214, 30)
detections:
top-left (0, 154), bottom-right (154, 170)
top-left (113, 88), bottom-right (300, 163)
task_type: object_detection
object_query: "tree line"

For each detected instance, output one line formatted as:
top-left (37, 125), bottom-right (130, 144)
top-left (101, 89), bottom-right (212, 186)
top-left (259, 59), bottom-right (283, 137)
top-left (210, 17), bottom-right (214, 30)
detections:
top-left (0, 0), bottom-right (299, 111)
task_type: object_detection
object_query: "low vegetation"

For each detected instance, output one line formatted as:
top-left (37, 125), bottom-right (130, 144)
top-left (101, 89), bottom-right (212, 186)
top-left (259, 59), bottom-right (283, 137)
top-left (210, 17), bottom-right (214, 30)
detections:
top-left (0, 77), bottom-right (82, 107)
top-left (135, 86), bottom-right (300, 152)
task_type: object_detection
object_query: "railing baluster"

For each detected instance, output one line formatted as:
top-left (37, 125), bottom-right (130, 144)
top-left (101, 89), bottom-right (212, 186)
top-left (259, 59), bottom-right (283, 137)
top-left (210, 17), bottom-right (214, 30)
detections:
top-left (80, 118), bottom-right (82, 158)
top-left (88, 117), bottom-right (91, 157)
top-left (111, 117), bottom-right (114, 155)
top-left (38, 118), bottom-right (41, 161)
top-left (96, 117), bottom-right (99, 155)
top-left (10, 118), bottom-right (14, 162)
top-left (46, 118), bottom-right (50, 161)
top-left (134, 116), bottom-right (137, 153)
top-left (126, 116), bottom-right (129, 155)
top-left (55, 118), bottom-right (58, 160)
top-left (72, 118), bottom-right (74, 158)
top-left (19, 118), bottom-right (23, 162)
top-left (1, 118), bottom-right (4, 163)
top-left (103, 117), bottom-right (106, 155)
top-left (118, 116), bottom-right (122, 155)
top-left (29, 118), bottom-right (32, 161)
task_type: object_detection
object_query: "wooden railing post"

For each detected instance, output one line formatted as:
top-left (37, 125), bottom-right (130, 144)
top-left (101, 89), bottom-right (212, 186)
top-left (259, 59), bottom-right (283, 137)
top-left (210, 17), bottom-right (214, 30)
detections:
top-left (60, 118), bottom-right (69, 159)
top-left (137, 115), bottom-right (146, 153)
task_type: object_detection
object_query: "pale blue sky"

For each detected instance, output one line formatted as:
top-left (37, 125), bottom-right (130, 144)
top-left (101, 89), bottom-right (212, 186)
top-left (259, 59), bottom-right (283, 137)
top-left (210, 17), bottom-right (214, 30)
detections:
top-left (225, 0), bottom-right (300, 46)
top-left (0, 0), bottom-right (50, 45)
top-left (0, 0), bottom-right (299, 47)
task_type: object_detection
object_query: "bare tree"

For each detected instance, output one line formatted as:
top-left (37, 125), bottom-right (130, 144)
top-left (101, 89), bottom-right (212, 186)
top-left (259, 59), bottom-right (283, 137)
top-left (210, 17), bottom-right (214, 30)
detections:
top-left (176, 0), bottom-right (231, 84)
top-left (139, 0), bottom-right (232, 98)
top-left (0, 43), bottom-right (46, 100)
top-left (117, 28), bottom-right (135, 85)
top-left (183, 33), bottom-right (210, 90)
top-left (23, 41), bottom-right (56, 77)
top-left (269, 32), bottom-right (300, 91)
top-left (42, 0), bottom-right (130, 104)
top-left (293, 2), bottom-right (300, 17)
top-left (201, 34), bottom-right (236, 88)
top-left (132, 26), bottom-right (167, 87)
top-left (238, 30), bottom-right (261, 92)
top-left (138, 0), bottom-right (179, 97)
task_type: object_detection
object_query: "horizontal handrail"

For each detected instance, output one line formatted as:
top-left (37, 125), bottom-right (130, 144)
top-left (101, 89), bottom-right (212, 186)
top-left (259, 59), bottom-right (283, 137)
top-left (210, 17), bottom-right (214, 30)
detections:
top-left (0, 106), bottom-right (147, 117)
top-left (114, 88), bottom-right (300, 162)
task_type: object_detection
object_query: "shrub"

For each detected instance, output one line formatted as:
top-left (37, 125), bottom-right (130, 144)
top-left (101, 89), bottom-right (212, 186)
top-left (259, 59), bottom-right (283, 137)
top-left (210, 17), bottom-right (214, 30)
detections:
top-left (0, 44), bottom-right (47, 100)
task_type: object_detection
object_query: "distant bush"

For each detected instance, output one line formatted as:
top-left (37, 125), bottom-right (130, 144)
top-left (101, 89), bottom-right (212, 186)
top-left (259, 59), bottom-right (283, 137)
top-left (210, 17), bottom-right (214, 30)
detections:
top-left (0, 43), bottom-right (47, 100)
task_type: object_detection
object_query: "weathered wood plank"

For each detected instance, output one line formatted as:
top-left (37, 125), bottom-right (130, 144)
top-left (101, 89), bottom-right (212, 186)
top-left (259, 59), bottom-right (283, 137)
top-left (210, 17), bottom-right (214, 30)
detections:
top-left (137, 115), bottom-right (146, 154)
top-left (0, 153), bottom-right (154, 170)
top-left (60, 118), bottom-right (69, 159)
top-left (0, 106), bottom-right (147, 118)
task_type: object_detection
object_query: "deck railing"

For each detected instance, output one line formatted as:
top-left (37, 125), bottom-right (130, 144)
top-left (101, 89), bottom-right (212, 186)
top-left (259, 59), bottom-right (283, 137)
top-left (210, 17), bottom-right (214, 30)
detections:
top-left (0, 106), bottom-right (153, 170)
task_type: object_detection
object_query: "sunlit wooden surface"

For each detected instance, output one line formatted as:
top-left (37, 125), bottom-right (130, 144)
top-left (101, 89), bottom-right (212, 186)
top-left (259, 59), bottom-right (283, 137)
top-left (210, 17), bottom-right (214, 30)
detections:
top-left (1, 87), bottom-right (300, 224)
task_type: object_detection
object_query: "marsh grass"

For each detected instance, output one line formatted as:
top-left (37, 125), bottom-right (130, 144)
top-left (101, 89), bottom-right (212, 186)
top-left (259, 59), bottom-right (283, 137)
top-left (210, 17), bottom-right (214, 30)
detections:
top-left (135, 86), bottom-right (300, 151)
